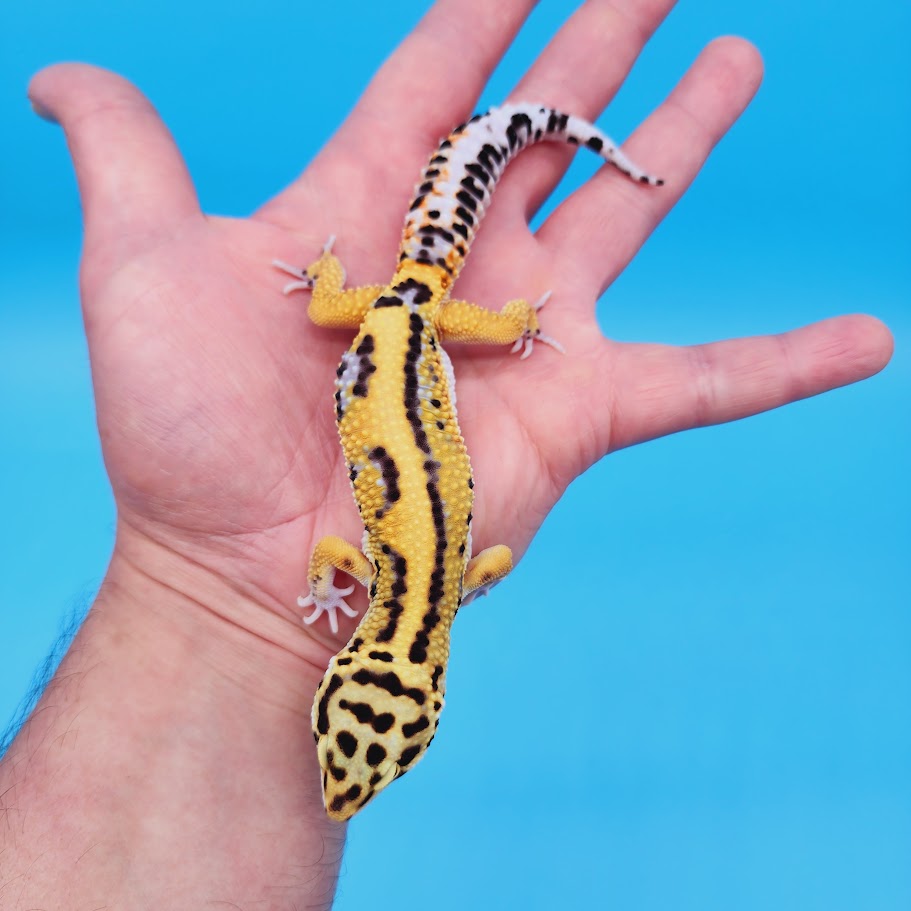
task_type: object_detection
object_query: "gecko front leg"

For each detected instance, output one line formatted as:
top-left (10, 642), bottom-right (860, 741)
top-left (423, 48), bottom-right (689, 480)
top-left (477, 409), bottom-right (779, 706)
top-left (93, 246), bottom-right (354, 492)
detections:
top-left (438, 293), bottom-right (564, 359)
top-left (274, 237), bottom-right (385, 329)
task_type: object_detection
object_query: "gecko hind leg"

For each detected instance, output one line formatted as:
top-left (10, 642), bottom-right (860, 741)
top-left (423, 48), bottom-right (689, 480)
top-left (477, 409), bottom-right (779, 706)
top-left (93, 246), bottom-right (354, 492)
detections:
top-left (298, 535), bottom-right (374, 634)
top-left (462, 544), bottom-right (513, 605)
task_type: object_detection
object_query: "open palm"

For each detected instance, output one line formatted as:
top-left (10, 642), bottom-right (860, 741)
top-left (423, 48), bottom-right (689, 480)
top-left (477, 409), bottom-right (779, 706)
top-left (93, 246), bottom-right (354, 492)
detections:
top-left (30, 0), bottom-right (890, 670)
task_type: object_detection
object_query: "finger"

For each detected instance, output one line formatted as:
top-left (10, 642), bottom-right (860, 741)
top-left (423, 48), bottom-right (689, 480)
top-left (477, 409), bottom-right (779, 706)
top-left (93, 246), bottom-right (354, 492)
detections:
top-left (604, 315), bottom-right (894, 452)
top-left (493, 0), bottom-right (675, 220)
top-left (260, 0), bottom-right (538, 227)
top-left (29, 64), bottom-right (199, 263)
top-left (539, 37), bottom-right (763, 294)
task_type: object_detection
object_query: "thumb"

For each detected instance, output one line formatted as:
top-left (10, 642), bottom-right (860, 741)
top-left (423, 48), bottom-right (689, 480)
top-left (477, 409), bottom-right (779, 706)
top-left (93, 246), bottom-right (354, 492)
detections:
top-left (29, 63), bottom-right (200, 277)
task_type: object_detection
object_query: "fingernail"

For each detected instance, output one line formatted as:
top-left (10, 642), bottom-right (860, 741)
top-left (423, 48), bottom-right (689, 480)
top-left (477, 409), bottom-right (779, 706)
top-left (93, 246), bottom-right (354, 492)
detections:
top-left (29, 96), bottom-right (59, 124)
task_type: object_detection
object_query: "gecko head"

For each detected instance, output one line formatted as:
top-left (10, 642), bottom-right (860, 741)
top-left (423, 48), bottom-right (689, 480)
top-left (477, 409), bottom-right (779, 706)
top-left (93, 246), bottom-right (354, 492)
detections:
top-left (312, 657), bottom-right (443, 821)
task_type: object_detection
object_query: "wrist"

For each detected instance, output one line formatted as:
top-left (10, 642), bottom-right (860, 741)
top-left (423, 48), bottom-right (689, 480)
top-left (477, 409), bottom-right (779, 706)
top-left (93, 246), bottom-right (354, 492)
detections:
top-left (108, 516), bottom-right (341, 690)
top-left (0, 520), bottom-right (345, 909)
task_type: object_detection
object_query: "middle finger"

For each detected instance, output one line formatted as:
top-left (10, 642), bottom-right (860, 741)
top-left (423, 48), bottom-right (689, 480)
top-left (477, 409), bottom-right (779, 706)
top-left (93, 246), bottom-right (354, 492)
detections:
top-left (491, 0), bottom-right (676, 222)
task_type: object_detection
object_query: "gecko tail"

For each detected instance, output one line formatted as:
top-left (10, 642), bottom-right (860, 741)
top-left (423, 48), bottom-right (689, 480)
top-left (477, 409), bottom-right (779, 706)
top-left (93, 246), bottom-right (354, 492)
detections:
top-left (398, 102), bottom-right (663, 278)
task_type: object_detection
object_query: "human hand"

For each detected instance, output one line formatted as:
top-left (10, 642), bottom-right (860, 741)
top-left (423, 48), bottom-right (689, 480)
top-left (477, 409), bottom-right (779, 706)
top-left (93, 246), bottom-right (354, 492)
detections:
top-left (27, 3), bottom-right (890, 663)
top-left (5, 0), bottom-right (891, 906)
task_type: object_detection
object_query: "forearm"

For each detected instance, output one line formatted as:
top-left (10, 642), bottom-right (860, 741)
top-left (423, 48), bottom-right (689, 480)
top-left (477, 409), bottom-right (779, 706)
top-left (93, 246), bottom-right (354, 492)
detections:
top-left (0, 526), bottom-right (345, 911)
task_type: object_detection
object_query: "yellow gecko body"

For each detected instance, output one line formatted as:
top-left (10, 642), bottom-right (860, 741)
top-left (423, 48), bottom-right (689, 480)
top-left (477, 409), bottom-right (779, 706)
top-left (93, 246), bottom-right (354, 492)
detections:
top-left (275, 103), bottom-right (661, 820)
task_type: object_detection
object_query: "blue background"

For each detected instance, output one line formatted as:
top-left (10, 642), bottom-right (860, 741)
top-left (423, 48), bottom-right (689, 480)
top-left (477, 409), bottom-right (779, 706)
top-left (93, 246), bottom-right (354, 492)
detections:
top-left (1, 1), bottom-right (908, 908)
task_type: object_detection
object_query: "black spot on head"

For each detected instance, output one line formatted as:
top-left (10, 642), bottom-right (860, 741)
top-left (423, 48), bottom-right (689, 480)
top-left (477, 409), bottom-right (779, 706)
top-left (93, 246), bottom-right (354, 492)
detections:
top-left (368, 650), bottom-right (394, 663)
top-left (316, 674), bottom-right (344, 735)
top-left (328, 784), bottom-right (363, 814)
top-left (374, 295), bottom-right (403, 308)
top-left (402, 716), bottom-right (430, 738)
top-left (373, 712), bottom-right (395, 734)
top-left (340, 700), bottom-right (393, 735)
top-left (336, 730), bottom-right (358, 759)
top-left (365, 743), bottom-right (387, 766)
top-left (336, 656), bottom-right (353, 666)
top-left (399, 745), bottom-right (421, 767)
top-left (351, 668), bottom-right (425, 703)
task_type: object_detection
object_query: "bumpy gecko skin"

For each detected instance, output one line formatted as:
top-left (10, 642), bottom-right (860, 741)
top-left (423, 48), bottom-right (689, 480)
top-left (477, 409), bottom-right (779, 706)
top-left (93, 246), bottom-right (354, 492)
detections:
top-left (275, 103), bottom-right (661, 821)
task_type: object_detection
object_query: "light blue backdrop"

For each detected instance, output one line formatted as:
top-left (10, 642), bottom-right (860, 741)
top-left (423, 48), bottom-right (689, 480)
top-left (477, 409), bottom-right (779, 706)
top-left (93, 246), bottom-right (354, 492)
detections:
top-left (1, 2), bottom-right (908, 908)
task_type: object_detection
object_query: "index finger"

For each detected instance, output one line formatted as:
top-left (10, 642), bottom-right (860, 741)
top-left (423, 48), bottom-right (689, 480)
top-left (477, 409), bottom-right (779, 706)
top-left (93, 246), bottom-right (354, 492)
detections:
top-left (259, 0), bottom-right (539, 227)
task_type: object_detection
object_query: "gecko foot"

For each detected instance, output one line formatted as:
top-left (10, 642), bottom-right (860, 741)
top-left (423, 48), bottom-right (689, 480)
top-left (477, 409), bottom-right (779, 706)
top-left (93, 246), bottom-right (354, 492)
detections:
top-left (273, 259), bottom-right (314, 295)
top-left (510, 291), bottom-right (565, 359)
top-left (297, 578), bottom-right (357, 635)
top-left (273, 236), bottom-right (338, 295)
top-left (461, 580), bottom-right (498, 606)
